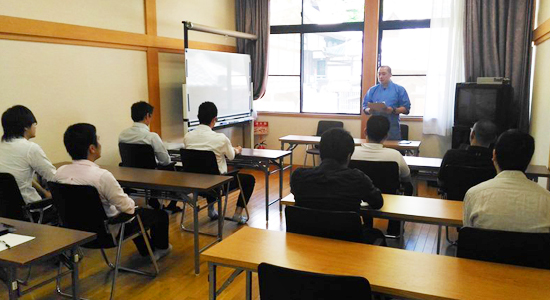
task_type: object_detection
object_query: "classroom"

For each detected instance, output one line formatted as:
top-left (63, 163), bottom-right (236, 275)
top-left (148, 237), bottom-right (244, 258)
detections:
top-left (1, 0), bottom-right (550, 299)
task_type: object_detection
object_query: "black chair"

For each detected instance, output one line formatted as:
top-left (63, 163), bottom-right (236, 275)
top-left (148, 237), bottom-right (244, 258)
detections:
top-left (400, 124), bottom-right (409, 140)
top-left (348, 160), bottom-right (402, 238)
top-left (457, 227), bottom-right (550, 270)
top-left (119, 143), bottom-right (158, 169)
top-left (0, 172), bottom-right (55, 224)
top-left (119, 143), bottom-right (178, 210)
top-left (258, 262), bottom-right (372, 300)
top-left (286, 206), bottom-right (375, 244)
top-left (179, 149), bottom-right (249, 229)
top-left (304, 120), bottom-right (344, 166)
top-left (440, 165), bottom-right (496, 201)
top-left (50, 183), bottom-right (159, 300)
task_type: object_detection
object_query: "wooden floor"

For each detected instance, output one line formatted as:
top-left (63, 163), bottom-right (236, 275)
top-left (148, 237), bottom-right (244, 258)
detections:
top-left (7, 167), bottom-right (458, 300)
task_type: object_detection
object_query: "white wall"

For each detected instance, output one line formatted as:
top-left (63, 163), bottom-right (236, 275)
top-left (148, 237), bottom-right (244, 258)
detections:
top-left (530, 1), bottom-right (550, 172)
top-left (0, 0), bottom-right (237, 165)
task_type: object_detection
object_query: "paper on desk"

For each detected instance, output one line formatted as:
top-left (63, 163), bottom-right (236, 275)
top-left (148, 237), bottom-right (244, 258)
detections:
top-left (0, 233), bottom-right (35, 252)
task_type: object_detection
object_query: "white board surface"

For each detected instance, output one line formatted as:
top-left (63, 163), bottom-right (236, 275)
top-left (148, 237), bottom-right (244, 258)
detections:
top-left (184, 49), bottom-right (252, 125)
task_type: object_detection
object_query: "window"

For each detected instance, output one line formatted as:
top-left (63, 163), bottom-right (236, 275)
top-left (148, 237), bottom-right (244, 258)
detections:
top-left (379, 0), bottom-right (432, 116)
top-left (255, 0), bottom-right (365, 114)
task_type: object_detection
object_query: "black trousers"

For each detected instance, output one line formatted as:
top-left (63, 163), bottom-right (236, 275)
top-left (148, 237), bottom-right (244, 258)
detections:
top-left (206, 173), bottom-right (255, 208)
top-left (123, 207), bottom-right (169, 256)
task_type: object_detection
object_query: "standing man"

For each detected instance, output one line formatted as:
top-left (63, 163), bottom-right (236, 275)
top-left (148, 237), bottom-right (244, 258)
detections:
top-left (363, 66), bottom-right (411, 140)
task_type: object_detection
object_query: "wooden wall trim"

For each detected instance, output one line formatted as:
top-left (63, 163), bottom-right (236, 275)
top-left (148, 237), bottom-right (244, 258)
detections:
top-left (147, 48), bottom-right (162, 135)
top-left (534, 18), bottom-right (550, 45)
top-left (360, 0), bottom-right (380, 137)
top-left (145, 0), bottom-right (157, 36)
top-left (0, 15), bottom-right (236, 53)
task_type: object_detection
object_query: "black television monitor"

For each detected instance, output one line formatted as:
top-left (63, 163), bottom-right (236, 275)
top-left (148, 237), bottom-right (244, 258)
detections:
top-left (454, 83), bottom-right (512, 130)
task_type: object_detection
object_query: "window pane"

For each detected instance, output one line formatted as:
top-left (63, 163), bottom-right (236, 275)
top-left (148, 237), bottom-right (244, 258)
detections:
top-left (269, 34), bottom-right (301, 76)
top-left (255, 76), bottom-right (300, 112)
top-left (270, 0), bottom-right (302, 26)
top-left (391, 75), bottom-right (426, 116)
top-left (380, 29), bottom-right (429, 75)
top-left (303, 0), bottom-right (365, 24)
top-left (382, 0), bottom-right (433, 21)
top-left (302, 31), bottom-right (363, 114)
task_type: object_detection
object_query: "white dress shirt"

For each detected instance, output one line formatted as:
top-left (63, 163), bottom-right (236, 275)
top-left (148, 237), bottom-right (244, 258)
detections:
top-left (0, 138), bottom-right (56, 203)
top-left (54, 160), bottom-right (135, 217)
top-left (351, 143), bottom-right (411, 181)
top-left (464, 170), bottom-right (550, 233)
top-left (183, 125), bottom-right (236, 174)
top-left (118, 122), bottom-right (171, 166)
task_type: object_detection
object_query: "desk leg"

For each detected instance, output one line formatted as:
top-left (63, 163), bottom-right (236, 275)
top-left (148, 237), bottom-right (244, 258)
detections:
top-left (245, 270), bottom-right (252, 300)
top-left (437, 225), bottom-right (442, 255)
top-left (265, 163), bottom-right (270, 222)
top-left (209, 262), bottom-right (217, 300)
top-left (193, 191), bottom-right (201, 275)
top-left (7, 267), bottom-right (18, 300)
top-left (279, 157), bottom-right (283, 213)
top-left (70, 247), bottom-right (80, 300)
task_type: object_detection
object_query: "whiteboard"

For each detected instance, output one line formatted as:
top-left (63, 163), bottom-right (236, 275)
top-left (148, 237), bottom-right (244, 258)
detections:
top-left (184, 49), bottom-right (252, 127)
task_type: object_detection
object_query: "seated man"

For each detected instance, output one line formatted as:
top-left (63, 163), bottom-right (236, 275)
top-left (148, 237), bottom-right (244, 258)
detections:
top-left (464, 130), bottom-right (550, 232)
top-left (351, 115), bottom-right (411, 236)
top-left (55, 123), bottom-right (172, 259)
top-left (183, 102), bottom-right (255, 224)
top-left (291, 127), bottom-right (383, 224)
top-left (119, 101), bottom-right (180, 212)
top-left (0, 105), bottom-right (56, 203)
top-left (438, 120), bottom-right (497, 189)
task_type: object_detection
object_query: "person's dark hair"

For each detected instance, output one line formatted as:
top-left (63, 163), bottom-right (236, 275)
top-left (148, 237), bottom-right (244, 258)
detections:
top-left (494, 129), bottom-right (534, 172)
top-left (319, 128), bottom-right (355, 164)
top-left (472, 120), bottom-right (498, 146)
top-left (366, 115), bottom-right (390, 143)
top-left (131, 101), bottom-right (154, 122)
top-left (198, 101), bottom-right (218, 125)
top-left (63, 123), bottom-right (98, 160)
top-left (379, 65), bottom-right (392, 75)
top-left (1, 105), bottom-right (37, 142)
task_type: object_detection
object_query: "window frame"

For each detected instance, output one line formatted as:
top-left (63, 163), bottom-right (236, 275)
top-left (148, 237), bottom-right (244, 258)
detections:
top-left (377, 0), bottom-right (431, 117)
top-left (267, 0), bottom-right (365, 115)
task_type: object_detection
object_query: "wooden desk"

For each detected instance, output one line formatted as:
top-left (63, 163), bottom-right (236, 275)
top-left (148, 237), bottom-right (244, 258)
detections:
top-left (202, 227), bottom-right (550, 300)
top-left (403, 156), bottom-right (550, 183)
top-left (0, 218), bottom-right (96, 299)
top-left (279, 135), bottom-right (421, 176)
top-left (281, 193), bottom-right (462, 254)
top-left (229, 148), bottom-right (292, 221)
top-left (54, 162), bottom-right (232, 275)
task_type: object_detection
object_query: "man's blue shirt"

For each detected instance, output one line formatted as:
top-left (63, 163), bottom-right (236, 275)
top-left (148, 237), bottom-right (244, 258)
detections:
top-left (362, 81), bottom-right (411, 140)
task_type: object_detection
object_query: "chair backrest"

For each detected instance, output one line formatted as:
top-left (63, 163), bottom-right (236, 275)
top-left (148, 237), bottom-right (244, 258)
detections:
top-left (0, 173), bottom-right (28, 221)
top-left (457, 227), bottom-right (550, 270)
top-left (400, 124), bottom-right (409, 140)
top-left (258, 262), bottom-right (372, 300)
top-left (179, 149), bottom-right (220, 175)
top-left (442, 165), bottom-right (496, 201)
top-left (285, 206), bottom-right (364, 243)
top-left (119, 143), bottom-right (157, 169)
top-left (316, 120), bottom-right (344, 137)
top-left (348, 160), bottom-right (400, 194)
top-left (49, 182), bottom-right (115, 248)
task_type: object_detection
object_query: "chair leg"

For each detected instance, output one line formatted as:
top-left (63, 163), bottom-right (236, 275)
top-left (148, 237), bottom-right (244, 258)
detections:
top-left (236, 176), bottom-right (250, 221)
top-left (136, 215), bottom-right (159, 275)
top-left (110, 225), bottom-right (126, 300)
top-left (312, 154), bottom-right (316, 167)
top-left (100, 249), bottom-right (116, 269)
top-left (303, 145), bottom-right (309, 167)
top-left (180, 203), bottom-right (187, 230)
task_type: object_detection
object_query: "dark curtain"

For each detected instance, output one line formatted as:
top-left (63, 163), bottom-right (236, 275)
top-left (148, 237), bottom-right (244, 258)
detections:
top-left (235, 0), bottom-right (269, 100)
top-left (464, 0), bottom-right (534, 132)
